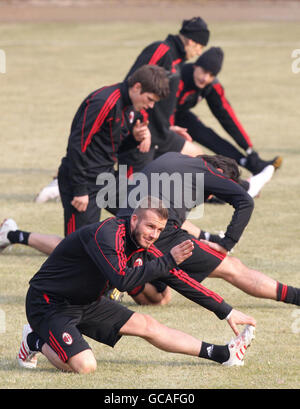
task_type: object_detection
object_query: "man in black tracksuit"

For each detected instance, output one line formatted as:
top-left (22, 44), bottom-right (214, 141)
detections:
top-left (57, 65), bottom-right (169, 236)
top-left (174, 47), bottom-right (282, 176)
top-left (20, 203), bottom-right (256, 372)
top-left (6, 150), bottom-right (298, 310)
top-left (5, 146), bottom-right (298, 311)
top-left (116, 152), bottom-right (300, 309)
top-left (118, 17), bottom-right (210, 174)
top-left (7, 154), bottom-right (300, 323)
top-left (118, 152), bottom-right (254, 292)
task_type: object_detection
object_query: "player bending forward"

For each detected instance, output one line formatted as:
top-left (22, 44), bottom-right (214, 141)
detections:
top-left (17, 198), bottom-right (255, 373)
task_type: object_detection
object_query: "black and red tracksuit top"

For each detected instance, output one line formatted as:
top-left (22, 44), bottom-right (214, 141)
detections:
top-left (117, 152), bottom-right (254, 252)
top-left (175, 63), bottom-right (253, 150)
top-left (60, 81), bottom-right (137, 197)
top-left (125, 34), bottom-right (186, 145)
top-left (29, 217), bottom-right (232, 320)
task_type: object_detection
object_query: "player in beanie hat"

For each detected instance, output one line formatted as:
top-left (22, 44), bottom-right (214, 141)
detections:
top-left (174, 46), bottom-right (282, 192)
top-left (118, 17), bottom-right (211, 176)
top-left (179, 17), bottom-right (210, 46)
top-left (195, 46), bottom-right (224, 76)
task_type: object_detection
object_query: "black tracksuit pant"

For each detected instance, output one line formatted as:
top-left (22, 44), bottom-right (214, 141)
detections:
top-left (175, 110), bottom-right (245, 164)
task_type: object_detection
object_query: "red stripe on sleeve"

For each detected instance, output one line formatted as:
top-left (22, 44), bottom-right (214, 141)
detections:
top-left (147, 244), bottom-right (163, 257)
top-left (213, 83), bottom-right (253, 148)
top-left (115, 224), bottom-right (127, 275)
top-left (146, 246), bottom-right (224, 304)
top-left (171, 58), bottom-right (182, 73)
top-left (94, 218), bottom-right (129, 276)
top-left (202, 158), bottom-right (237, 184)
top-left (148, 43), bottom-right (170, 65)
top-left (81, 88), bottom-right (121, 153)
top-left (178, 90), bottom-right (196, 105)
top-left (170, 268), bottom-right (224, 303)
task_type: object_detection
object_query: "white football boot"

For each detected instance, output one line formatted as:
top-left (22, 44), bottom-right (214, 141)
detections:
top-left (222, 325), bottom-right (255, 367)
top-left (35, 178), bottom-right (60, 203)
top-left (0, 218), bottom-right (18, 253)
top-left (247, 165), bottom-right (275, 198)
top-left (17, 324), bottom-right (38, 369)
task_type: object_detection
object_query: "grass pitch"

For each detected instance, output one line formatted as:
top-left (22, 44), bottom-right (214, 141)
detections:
top-left (0, 14), bottom-right (300, 390)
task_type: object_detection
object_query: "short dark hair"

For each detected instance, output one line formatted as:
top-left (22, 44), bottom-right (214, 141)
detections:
top-left (127, 65), bottom-right (170, 100)
top-left (199, 154), bottom-right (240, 182)
top-left (132, 195), bottom-right (169, 220)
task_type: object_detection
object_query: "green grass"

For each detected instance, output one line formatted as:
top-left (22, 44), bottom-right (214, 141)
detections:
top-left (1, 19), bottom-right (300, 389)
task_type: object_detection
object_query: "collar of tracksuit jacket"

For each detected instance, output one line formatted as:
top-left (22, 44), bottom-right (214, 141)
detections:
top-left (120, 80), bottom-right (132, 109)
top-left (165, 34), bottom-right (187, 63)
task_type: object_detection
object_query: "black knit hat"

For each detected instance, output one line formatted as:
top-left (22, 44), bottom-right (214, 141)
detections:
top-left (179, 17), bottom-right (210, 46)
top-left (195, 47), bottom-right (224, 76)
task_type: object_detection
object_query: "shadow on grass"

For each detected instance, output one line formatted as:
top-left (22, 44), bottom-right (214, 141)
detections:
top-left (0, 357), bottom-right (60, 374)
top-left (0, 247), bottom-right (48, 258)
top-left (96, 357), bottom-right (212, 368)
top-left (0, 356), bottom-right (213, 376)
top-left (233, 301), bottom-right (291, 310)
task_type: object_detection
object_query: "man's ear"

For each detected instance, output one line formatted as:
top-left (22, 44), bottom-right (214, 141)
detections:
top-left (132, 82), bottom-right (142, 93)
top-left (130, 213), bottom-right (138, 230)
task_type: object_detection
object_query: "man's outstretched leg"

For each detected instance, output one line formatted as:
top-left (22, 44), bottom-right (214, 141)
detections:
top-left (18, 309), bottom-right (256, 372)
top-left (0, 218), bottom-right (61, 255)
top-left (209, 252), bottom-right (300, 306)
top-left (119, 311), bottom-right (256, 366)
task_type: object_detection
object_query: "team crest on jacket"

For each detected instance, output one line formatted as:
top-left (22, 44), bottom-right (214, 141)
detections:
top-left (129, 111), bottom-right (135, 124)
top-left (133, 257), bottom-right (143, 267)
top-left (62, 332), bottom-right (73, 345)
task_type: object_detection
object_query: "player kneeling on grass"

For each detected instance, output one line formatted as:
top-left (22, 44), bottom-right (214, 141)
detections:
top-left (17, 197), bottom-right (255, 373)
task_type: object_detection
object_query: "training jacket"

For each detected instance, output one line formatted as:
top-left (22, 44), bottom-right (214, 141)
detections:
top-left (175, 63), bottom-right (253, 150)
top-left (29, 217), bottom-right (232, 320)
top-left (59, 81), bottom-right (138, 197)
top-left (125, 34), bottom-right (186, 146)
top-left (117, 152), bottom-right (254, 251)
